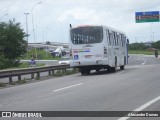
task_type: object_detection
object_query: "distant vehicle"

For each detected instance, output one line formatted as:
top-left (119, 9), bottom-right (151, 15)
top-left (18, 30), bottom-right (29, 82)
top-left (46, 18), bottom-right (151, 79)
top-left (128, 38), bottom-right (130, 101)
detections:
top-left (69, 25), bottom-right (129, 75)
top-left (154, 50), bottom-right (158, 58)
top-left (29, 59), bottom-right (36, 67)
top-left (58, 57), bottom-right (70, 64)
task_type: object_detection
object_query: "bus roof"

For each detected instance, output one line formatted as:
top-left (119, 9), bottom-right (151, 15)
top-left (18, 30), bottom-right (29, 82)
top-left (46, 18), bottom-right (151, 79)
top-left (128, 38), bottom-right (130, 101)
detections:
top-left (71, 25), bottom-right (125, 35)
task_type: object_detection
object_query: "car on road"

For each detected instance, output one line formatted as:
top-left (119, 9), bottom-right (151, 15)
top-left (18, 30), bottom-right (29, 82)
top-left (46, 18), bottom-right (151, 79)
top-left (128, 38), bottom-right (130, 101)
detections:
top-left (58, 57), bottom-right (70, 65)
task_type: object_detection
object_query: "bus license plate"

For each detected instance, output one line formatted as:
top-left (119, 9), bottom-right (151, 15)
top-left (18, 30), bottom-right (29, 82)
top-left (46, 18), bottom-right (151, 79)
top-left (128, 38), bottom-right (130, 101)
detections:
top-left (85, 55), bottom-right (92, 58)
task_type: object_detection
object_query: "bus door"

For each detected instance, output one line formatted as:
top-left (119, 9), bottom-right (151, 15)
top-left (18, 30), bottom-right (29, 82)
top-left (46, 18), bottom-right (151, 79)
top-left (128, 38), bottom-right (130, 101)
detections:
top-left (116, 33), bottom-right (121, 66)
top-left (108, 31), bottom-right (114, 66)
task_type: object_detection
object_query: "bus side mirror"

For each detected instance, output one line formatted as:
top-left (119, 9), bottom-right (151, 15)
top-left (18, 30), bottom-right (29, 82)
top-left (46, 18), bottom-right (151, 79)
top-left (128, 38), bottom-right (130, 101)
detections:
top-left (70, 24), bottom-right (72, 29)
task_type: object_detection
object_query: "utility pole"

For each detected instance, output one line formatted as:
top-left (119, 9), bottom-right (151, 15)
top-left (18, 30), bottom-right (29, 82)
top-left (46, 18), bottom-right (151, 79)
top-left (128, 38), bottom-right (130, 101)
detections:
top-left (31, 1), bottom-right (42, 59)
top-left (24, 13), bottom-right (30, 59)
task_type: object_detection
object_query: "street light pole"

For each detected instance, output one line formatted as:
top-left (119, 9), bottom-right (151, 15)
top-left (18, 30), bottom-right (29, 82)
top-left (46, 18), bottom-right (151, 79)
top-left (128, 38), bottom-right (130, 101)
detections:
top-left (152, 32), bottom-right (154, 42)
top-left (151, 23), bottom-right (153, 42)
top-left (24, 13), bottom-right (29, 59)
top-left (31, 1), bottom-right (42, 59)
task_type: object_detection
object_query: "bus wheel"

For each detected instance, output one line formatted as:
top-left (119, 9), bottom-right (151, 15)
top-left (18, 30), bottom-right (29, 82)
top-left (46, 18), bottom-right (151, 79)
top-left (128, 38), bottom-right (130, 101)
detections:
top-left (111, 66), bottom-right (117, 72)
top-left (96, 69), bottom-right (100, 72)
top-left (80, 68), bottom-right (86, 75)
top-left (107, 67), bottom-right (111, 73)
top-left (120, 65), bottom-right (125, 70)
top-left (112, 58), bottom-right (117, 72)
top-left (86, 69), bottom-right (90, 75)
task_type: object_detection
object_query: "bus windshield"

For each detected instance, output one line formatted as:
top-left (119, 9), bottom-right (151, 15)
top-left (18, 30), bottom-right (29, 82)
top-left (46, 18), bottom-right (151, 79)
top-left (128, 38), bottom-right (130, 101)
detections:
top-left (71, 26), bottom-right (103, 45)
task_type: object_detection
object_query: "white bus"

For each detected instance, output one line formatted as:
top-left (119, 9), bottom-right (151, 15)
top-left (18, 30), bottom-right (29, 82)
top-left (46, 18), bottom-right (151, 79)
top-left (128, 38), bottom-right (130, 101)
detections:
top-left (69, 25), bottom-right (129, 75)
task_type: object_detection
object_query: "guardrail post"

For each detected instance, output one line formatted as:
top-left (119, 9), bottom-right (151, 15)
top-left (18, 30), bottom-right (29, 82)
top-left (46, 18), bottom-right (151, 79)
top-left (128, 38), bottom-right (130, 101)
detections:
top-left (64, 69), bottom-right (67, 74)
top-left (18, 75), bottom-right (21, 81)
top-left (31, 73), bottom-right (34, 79)
top-left (9, 76), bottom-right (13, 84)
top-left (37, 72), bottom-right (40, 78)
top-left (48, 70), bottom-right (51, 76)
top-left (52, 70), bottom-right (54, 76)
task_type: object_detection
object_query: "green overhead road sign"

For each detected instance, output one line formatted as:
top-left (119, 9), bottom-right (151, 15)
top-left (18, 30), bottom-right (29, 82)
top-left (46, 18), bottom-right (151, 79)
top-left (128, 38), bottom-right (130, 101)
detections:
top-left (135, 11), bottom-right (160, 23)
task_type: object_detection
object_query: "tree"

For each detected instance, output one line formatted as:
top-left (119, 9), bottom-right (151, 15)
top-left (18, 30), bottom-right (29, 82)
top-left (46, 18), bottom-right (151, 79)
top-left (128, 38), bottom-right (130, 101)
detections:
top-left (128, 42), bottom-right (150, 50)
top-left (151, 40), bottom-right (160, 49)
top-left (46, 41), bottom-right (51, 45)
top-left (0, 19), bottom-right (27, 69)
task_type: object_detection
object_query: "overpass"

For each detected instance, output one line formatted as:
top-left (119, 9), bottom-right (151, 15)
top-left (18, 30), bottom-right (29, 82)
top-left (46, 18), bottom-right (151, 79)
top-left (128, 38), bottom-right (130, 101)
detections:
top-left (28, 42), bottom-right (69, 49)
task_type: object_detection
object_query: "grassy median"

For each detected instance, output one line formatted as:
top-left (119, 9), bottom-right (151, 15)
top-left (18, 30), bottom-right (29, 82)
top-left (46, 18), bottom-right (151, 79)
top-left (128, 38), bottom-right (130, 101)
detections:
top-left (128, 50), bottom-right (159, 55)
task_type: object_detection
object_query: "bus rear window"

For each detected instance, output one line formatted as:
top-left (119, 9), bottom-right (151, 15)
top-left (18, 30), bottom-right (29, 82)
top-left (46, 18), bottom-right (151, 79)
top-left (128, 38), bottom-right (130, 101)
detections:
top-left (71, 26), bottom-right (103, 44)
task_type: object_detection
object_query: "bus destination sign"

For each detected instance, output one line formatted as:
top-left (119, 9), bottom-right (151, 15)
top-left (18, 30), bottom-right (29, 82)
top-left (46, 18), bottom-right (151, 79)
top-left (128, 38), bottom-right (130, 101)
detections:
top-left (135, 11), bottom-right (160, 23)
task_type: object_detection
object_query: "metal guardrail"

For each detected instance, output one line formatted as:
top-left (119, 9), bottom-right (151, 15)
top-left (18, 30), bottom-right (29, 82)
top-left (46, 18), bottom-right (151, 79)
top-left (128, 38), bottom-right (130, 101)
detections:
top-left (0, 64), bottom-right (70, 84)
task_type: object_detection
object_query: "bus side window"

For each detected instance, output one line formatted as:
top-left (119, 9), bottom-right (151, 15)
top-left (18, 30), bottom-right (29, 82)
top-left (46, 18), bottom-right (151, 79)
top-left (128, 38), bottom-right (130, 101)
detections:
top-left (121, 34), bottom-right (124, 47)
top-left (124, 37), bottom-right (126, 46)
top-left (113, 32), bottom-right (116, 46)
top-left (118, 34), bottom-right (122, 46)
top-left (110, 32), bottom-right (114, 46)
top-left (117, 34), bottom-right (120, 46)
top-left (116, 33), bottom-right (119, 46)
top-left (106, 30), bottom-right (111, 46)
top-left (113, 32), bottom-right (115, 46)
top-left (114, 32), bottom-right (118, 46)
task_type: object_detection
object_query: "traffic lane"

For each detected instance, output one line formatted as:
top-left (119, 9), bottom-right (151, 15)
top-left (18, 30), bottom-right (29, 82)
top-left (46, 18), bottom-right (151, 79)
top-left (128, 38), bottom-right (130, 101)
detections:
top-left (0, 65), bottom-right (137, 108)
top-left (128, 54), bottom-right (146, 66)
top-left (0, 65), bottom-right (160, 120)
top-left (0, 64), bottom-right (160, 112)
top-left (128, 99), bottom-right (160, 120)
top-left (128, 54), bottom-right (160, 66)
top-left (0, 73), bottom-right (86, 109)
top-left (144, 56), bottom-right (160, 65)
top-left (0, 65), bottom-right (135, 107)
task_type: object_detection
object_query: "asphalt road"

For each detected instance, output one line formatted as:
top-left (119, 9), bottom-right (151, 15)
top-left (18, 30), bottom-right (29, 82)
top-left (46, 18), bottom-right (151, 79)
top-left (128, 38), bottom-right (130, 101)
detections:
top-left (0, 55), bottom-right (160, 120)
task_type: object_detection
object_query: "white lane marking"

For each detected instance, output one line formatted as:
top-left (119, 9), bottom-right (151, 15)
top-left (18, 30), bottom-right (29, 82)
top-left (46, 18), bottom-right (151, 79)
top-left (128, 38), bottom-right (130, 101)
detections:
top-left (141, 59), bottom-right (146, 65)
top-left (53, 83), bottom-right (84, 92)
top-left (118, 96), bottom-right (160, 120)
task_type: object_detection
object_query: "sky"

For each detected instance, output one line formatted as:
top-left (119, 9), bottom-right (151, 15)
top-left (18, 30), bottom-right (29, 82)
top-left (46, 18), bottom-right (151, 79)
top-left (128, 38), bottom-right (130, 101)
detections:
top-left (0, 0), bottom-right (160, 43)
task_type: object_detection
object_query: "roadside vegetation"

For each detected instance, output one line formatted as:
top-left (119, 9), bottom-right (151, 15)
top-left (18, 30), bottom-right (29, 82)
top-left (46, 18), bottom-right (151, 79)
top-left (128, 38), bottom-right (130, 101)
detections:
top-left (0, 20), bottom-right (60, 70)
top-left (5, 62), bottom-right (45, 70)
top-left (128, 50), bottom-right (156, 55)
top-left (0, 19), bottom-right (27, 70)
top-left (128, 41), bottom-right (160, 55)
top-left (22, 48), bottom-right (60, 60)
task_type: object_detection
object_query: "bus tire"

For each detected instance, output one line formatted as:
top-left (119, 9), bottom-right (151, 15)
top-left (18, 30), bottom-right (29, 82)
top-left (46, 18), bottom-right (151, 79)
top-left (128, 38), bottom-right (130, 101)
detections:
top-left (86, 69), bottom-right (90, 75)
top-left (96, 69), bottom-right (100, 72)
top-left (80, 68), bottom-right (86, 75)
top-left (107, 67), bottom-right (111, 73)
top-left (112, 57), bottom-right (117, 72)
top-left (120, 65), bottom-right (125, 70)
top-left (111, 66), bottom-right (117, 72)
top-left (124, 56), bottom-right (126, 65)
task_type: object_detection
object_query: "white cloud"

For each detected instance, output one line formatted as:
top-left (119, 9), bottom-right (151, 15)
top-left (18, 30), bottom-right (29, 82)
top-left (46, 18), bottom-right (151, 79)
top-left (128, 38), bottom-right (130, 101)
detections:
top-left (57, 7), bottom-right (98, 23)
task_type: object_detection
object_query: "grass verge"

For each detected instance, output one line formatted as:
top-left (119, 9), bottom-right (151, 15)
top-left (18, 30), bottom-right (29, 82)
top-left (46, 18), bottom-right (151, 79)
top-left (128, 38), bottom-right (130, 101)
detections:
top-left (128, 50), bottom-right (158, 55)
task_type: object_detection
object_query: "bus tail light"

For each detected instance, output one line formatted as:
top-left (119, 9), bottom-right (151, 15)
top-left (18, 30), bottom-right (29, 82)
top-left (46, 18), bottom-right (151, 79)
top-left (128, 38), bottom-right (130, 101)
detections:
top-left (70, 49), bottom-right (72, 59)
top-left (104, 47), bottom-right (107, 58)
